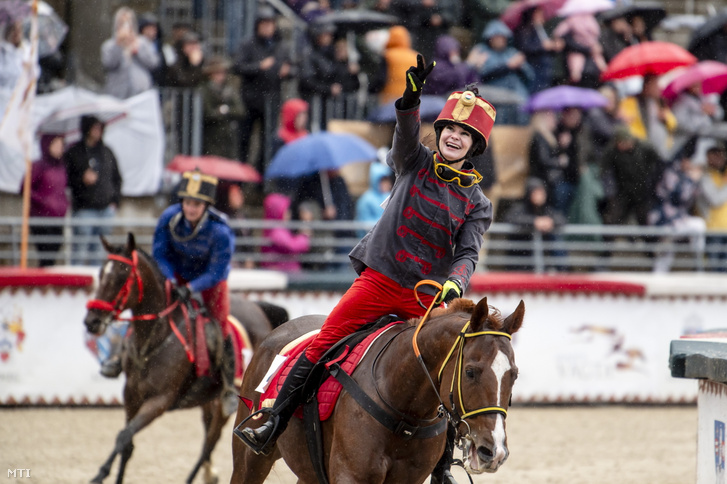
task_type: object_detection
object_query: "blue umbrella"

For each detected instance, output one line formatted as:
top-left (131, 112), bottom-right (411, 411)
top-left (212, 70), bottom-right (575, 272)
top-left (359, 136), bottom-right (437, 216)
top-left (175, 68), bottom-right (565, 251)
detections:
top-left (367, 95), bottom-right (447, 124)
top-left (523, 86), bottom-right (609, 113)
top-left (266, 131), bottom-right (377, 180)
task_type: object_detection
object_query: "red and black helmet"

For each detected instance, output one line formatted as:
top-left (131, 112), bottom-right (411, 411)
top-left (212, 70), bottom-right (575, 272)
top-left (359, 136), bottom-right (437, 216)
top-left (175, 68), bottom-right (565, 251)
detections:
top-left (433, 88), bottom-right (497, 158)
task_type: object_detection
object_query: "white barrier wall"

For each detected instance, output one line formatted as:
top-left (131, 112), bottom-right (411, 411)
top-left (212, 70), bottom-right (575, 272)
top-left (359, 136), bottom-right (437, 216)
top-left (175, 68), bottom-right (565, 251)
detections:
top-left (1, 270), bottom-right (720, 405)
top-left (248, 288), bottom-right (704, 404)
top-left (0, 277), bottom-right (124, 405)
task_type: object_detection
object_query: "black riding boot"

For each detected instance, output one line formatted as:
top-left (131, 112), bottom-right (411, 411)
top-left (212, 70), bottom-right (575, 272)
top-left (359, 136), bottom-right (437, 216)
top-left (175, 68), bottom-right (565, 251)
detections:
top-left (430, 423), bottom-right (458, 484)
top-left (236, 353), bottom-right (316, 455)
top-left (221, 336), bottom-right (239, 417)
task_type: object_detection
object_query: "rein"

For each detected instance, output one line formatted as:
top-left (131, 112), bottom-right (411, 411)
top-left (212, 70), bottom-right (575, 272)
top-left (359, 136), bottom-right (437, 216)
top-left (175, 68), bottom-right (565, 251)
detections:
top-left (412, 280), bottom-right (512, 427)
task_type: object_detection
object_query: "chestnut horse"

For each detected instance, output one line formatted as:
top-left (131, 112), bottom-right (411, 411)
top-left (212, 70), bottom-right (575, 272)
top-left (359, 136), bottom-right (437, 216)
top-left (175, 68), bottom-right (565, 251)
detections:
top-left (231, 296), bottom-right (524, 484)
top-left (84, 233), bottom-right (283, 484)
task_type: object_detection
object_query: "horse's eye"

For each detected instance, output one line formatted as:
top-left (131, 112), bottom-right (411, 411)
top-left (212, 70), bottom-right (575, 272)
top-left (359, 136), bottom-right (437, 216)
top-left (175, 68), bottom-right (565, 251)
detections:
top-left (465, 368), bottom-right (475, 379)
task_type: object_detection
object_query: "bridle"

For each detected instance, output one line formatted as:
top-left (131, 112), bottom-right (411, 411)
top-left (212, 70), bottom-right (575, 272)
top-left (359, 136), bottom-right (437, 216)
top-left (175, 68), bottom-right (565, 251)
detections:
top-left (412, 280), bottom-right (512, 431)
top-left (86, 251), bottom-right (178, 322)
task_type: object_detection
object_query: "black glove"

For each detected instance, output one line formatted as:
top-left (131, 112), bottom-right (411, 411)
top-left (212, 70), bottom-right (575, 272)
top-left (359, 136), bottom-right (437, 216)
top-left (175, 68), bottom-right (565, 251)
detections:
top-left (173, 284), bottom-right (191, 302)
top-left (400, 54), bottom-right (435, 110)
top-left (436, 278), bottom-right (462, 305)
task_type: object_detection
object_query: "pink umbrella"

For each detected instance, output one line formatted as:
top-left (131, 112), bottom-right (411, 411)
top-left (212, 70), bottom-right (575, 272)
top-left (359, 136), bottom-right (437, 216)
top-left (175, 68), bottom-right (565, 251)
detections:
top-left (501, 0), bottom-right (567, 31)
top-left (661, 61), bottom-right (727, 101)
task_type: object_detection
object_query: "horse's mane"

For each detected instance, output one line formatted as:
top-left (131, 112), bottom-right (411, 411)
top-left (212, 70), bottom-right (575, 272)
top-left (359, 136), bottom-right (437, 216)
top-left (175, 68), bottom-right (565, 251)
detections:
top-left (408, 298), bottom-right (504, 331)
top-left (134, 248), bottom-right (167, 286)
top-left (110, 241), bottom-right (166, 287)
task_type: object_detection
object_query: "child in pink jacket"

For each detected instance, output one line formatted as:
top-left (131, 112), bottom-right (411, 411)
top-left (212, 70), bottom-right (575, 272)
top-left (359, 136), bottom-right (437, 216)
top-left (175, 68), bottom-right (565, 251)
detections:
top-left (260, 193), bottom-right (311, 272)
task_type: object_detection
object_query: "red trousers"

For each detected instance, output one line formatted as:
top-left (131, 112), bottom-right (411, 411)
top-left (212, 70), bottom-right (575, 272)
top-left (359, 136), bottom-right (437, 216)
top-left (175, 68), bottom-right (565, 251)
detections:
top-left (178, 278), bottom-right (230, 337)
top-left (305, 269), bottom-right (436, 363)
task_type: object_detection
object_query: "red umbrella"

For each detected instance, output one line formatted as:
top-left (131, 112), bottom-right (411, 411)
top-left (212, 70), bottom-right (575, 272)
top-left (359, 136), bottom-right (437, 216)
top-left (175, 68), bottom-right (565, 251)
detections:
top-left (661, 61), bottom-right (727, 101)
top-left (600, 41), bottom-right (697, 81)
top-left (500, 0), bottom-right (567, 31)
top-left (166, 155), bottom-right (262, 183)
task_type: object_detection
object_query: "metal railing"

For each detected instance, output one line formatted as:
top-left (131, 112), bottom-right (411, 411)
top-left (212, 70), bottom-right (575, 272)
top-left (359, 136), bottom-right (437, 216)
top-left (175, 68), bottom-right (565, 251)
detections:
top-left (2, 216), bottom-right (725, 274)
top-left (159, 87), bottom-right (374, 162)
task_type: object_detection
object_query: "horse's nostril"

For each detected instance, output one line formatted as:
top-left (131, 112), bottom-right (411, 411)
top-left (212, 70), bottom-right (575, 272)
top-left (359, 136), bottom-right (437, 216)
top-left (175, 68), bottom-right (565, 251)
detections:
top-left (478, 446), bottom-right (494, 459)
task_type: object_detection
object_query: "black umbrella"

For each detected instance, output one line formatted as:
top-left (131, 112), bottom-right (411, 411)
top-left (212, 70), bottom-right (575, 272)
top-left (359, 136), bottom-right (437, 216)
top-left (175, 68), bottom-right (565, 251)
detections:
top-left (687, 9), bottom-right (727, 53)
top-left (310, 9), bottom-right (398, 34)
top-left (598, 1), bottom-right (666, 33)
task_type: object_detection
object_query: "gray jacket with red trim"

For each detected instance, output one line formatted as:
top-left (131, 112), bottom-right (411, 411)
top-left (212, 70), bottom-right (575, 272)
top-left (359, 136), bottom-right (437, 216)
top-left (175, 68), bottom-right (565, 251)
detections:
top-left (349, 103), bottom-right (492, 296)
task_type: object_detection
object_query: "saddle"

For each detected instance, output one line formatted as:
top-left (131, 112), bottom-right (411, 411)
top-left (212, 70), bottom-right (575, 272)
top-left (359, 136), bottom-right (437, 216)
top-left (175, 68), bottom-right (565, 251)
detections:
top-left (173, 296), bottom-right (249, 382)
top-left (258, 315), bottom-right (403, 420)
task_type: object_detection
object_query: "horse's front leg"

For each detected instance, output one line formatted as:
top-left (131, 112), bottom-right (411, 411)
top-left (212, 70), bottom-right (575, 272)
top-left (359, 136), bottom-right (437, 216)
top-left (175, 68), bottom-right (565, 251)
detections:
top-left (186, 400), bottom-right (229, 484)
top-left (91, 394), bottom-right (175, 483)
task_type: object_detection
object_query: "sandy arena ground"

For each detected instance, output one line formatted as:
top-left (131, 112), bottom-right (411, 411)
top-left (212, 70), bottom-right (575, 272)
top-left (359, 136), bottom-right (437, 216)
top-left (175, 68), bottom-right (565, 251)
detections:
top-left (0, 405), bottom-right (696, 483)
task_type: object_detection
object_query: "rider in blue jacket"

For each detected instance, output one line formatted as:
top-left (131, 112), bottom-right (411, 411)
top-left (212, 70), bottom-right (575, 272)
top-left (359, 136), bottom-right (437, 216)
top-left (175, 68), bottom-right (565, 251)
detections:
top-left (100, 169), bottom-right (239, 417)
top-left (153, 169), bottom-right (238, 416)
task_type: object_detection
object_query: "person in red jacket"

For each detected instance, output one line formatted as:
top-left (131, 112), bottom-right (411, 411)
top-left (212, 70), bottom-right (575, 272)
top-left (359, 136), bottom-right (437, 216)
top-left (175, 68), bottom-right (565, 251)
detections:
top-left (238, 55), bottom-right (497, 484)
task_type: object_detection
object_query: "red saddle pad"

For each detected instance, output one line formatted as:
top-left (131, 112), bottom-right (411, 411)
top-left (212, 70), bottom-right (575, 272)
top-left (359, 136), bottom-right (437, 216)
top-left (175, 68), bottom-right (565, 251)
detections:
top-left (261, 321), bottom-right (404, 420)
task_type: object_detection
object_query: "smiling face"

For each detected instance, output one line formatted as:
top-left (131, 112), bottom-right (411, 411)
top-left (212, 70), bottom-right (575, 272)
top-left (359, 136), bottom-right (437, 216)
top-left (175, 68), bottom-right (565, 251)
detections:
top-left (438, 123), bottom-right (474, 163)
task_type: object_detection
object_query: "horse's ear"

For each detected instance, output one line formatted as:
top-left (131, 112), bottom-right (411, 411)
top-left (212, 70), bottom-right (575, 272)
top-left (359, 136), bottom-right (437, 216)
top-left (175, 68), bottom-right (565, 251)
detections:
top-left (100, 235), bottom-right (113, 254)
top-left (127, 232), bottom-right (136, 252)
top-left (470, 296), bottom-right (489, 332)
top-left (503, 300), bottom-right (525, 336)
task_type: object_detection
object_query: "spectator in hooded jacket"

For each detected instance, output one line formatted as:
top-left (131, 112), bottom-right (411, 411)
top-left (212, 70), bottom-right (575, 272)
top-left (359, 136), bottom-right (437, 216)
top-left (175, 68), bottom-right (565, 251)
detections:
top-left (503, 177), bottom-right (566, 271)
top-left (64, 115), bottom-right (123, 266)
top-left (24, 134), bottom-right (69, 267)
top-left (166, 31), bottom-right (205, 88)
top-left (137, 12), bottom-right (166, 86)
top-left (270, 98), bottom-right (310, 195)
top-left (648, 145), bottom-right (706, 273)
top-left (425, 34), bottom-right (478, 96)
top-left (233, 7), bottom-right (294, 176)
top-left (260, 193), bottom-right (312, 272)
top-left (355, 161), bottom-right (395, 237)
top-left (200, 55), bottom-right (244, 159)
top-left (513, 6), bottom-right (563, 93)
top-left (299, 22), bottom-right (360, 130)
top-left (468, 20), bottom-right (533, 125)
top-left (698, 142), bottom-right (727, 271)
top-left (378, 25), bottom-right (419, 105)
top-left (101, 7), bottom-right (160, 99)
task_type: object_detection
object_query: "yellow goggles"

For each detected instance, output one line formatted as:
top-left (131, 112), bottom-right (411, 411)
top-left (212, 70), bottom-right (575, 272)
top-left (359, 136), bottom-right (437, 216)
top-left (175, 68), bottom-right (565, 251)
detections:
top-left (433, 160), bottom-right (483, 188)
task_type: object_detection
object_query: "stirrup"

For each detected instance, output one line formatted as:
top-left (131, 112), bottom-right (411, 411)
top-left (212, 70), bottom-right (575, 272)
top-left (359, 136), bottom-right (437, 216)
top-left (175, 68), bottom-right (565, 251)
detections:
top-left (233, 409), bottom-right (280, 456)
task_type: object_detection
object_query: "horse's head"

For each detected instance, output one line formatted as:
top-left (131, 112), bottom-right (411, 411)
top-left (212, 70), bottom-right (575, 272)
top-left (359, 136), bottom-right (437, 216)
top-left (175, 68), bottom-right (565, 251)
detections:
top-left (84, 233), bottom-right (140, 336)
top-left (447, 297), bottom-right (524, 474)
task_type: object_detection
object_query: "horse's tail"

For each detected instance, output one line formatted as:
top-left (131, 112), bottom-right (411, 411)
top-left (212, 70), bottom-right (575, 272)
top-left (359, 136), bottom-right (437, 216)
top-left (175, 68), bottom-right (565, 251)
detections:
top-left (255, 301), bottom-right (289, 328)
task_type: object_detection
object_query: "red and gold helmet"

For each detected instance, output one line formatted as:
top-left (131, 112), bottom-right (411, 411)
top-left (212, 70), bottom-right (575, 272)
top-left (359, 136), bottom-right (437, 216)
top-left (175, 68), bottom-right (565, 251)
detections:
top-left (433, 89), bottom-right (497, 157)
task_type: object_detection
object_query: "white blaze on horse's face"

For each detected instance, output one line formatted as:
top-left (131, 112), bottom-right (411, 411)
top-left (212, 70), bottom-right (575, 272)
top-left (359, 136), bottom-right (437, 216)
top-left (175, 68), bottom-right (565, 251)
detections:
top-left (102, 261), bottom-right (114, 278)
top-left (489, 350), bottom-right (511, 468)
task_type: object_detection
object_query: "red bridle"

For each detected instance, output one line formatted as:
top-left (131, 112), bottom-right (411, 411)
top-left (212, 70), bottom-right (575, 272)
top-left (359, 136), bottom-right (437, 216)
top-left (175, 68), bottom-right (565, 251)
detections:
top-left (85, 250), bottom-right (194, 361)
top-left (86, 251), bottom-right (176, 322)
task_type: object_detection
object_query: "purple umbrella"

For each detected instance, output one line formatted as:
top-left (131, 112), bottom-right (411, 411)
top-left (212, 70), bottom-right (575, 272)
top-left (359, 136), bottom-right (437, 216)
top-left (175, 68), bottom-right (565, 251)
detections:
top-left (523, 85), bottom-right (609, 112)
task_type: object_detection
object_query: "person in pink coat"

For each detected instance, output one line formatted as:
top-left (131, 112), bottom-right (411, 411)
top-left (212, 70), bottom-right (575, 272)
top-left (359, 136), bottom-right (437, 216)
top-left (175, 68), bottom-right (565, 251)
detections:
top-left (260, 193), bottom-right (312, 272)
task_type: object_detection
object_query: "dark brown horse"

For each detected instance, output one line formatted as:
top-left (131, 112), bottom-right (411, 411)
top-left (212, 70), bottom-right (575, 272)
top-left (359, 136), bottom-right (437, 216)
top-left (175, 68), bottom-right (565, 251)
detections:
top-left (231, 296), bottom-right (524, 483)
top-left (84, 233), bottom-right (282, 484)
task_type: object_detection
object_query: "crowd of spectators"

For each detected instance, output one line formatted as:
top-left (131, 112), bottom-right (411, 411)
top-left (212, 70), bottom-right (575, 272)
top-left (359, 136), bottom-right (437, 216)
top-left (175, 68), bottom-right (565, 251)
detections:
top-left (8, 1), bottom-right (727, 273)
